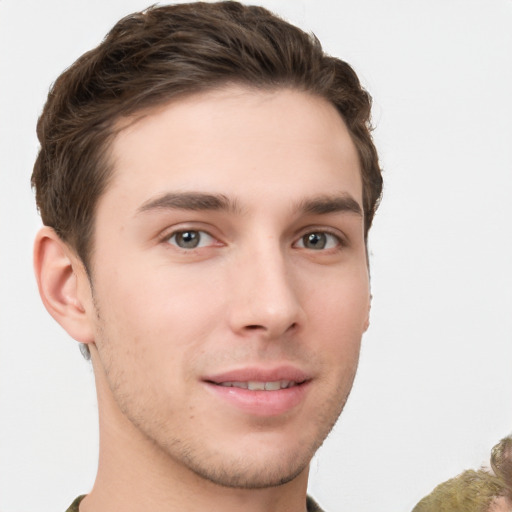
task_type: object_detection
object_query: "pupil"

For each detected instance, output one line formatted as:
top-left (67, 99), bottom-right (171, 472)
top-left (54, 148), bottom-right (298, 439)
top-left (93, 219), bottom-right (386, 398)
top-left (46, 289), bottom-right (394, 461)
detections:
top-left (305, 232), bottom-right (326, 249)
top-left (177, 231), bottom-right (199, 248)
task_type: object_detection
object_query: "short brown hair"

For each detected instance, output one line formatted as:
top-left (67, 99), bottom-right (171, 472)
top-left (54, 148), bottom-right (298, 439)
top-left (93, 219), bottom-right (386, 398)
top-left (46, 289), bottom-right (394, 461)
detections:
top-left (32, 1), bottom-right (382, 270)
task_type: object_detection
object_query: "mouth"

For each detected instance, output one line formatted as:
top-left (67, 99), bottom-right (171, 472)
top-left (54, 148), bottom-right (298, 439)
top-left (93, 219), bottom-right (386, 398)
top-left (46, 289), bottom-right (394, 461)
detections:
top-left (214, 380), bottom-right (303, 391)
top-left (203, 368), bottom-right (311, 416)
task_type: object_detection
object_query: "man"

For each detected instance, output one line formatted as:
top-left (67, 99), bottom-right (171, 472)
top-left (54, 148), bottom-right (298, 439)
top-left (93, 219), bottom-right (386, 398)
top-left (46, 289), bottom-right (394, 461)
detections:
top-left (31, 2), bottom-right (382, 511)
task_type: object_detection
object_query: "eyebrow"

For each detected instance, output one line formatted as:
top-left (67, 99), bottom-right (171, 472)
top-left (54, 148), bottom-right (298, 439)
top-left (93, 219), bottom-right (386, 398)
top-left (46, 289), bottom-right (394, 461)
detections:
top-left (137, 191), bottom-right (362, 218)
top-left (296, 194), bottom-right (363, 217)
top-left (137, 192), bottom-right (242, 215)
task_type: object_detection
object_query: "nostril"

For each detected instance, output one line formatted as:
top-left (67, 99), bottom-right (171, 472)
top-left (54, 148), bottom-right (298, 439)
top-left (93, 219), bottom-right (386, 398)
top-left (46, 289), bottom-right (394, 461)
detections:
top-left (245, 324), bottom-right (264, 330)
top-left (244, 322), bottom-right (298, 332)
top-left (286, 322), bottom-right (299, 334)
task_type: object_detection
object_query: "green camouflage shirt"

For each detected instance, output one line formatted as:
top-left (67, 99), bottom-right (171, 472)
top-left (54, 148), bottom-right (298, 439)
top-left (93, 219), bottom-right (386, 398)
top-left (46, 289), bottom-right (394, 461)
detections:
top-left (66, 494), bottom-right (324, 511)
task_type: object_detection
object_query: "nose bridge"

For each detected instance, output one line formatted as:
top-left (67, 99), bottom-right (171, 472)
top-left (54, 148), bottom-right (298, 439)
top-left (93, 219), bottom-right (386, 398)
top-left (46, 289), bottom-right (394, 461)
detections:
top-left (228, 235), bottom-right (303, 337)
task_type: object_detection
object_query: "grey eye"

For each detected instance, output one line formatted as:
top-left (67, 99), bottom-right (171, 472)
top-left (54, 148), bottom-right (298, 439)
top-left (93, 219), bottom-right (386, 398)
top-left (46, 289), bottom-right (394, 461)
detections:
top-left (168, 230), bottom-right (214, 249)
top-left (296, 232), bottom-right (340, 250)
top-left (302, 232), bottom-right (327, 249)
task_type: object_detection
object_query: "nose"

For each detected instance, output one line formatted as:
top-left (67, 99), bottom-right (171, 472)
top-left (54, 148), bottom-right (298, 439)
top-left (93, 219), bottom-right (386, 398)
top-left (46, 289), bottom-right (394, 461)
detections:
top-left (227, 243), bottom-right (304, 339)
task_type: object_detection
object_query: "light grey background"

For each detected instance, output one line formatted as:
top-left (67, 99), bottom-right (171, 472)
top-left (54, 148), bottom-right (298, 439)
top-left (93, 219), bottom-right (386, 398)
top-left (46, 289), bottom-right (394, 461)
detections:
top-left (0, 1), bottom-right (511, 511)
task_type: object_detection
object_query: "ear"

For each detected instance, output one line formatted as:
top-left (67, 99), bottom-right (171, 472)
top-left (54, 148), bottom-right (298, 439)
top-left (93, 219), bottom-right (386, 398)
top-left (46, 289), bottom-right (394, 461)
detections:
top-left (34, 226), bottom-right (95, 344)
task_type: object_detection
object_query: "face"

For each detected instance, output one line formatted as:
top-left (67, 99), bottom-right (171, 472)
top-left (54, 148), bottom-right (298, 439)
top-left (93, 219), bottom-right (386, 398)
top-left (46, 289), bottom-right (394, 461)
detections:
top-left (86, 86), bottom-right (370, 488)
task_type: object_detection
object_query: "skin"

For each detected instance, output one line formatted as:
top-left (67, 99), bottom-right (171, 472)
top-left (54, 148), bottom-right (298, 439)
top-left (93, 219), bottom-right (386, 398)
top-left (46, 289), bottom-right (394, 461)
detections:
top-left (489, 497), bottom-right (512, 512)
top-left (35, 86), bottom-right (371, 512)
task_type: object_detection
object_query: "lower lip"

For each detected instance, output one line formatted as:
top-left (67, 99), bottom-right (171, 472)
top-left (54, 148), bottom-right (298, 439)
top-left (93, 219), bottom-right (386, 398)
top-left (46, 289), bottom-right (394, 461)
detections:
top-left (204, 381), bottom-right (310, 417)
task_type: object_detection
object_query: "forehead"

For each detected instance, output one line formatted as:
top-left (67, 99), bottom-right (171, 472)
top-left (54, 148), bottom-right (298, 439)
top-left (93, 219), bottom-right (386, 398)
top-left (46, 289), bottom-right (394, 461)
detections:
top-left (103, 86), bottom-right (362, 211)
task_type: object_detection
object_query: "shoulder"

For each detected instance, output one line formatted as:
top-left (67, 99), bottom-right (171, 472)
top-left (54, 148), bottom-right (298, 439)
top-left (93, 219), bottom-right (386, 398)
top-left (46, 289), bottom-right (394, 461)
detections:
top-left (307, 495), bottom-right (326, 512)
top-left (65, 495), bottom-right (86, 512)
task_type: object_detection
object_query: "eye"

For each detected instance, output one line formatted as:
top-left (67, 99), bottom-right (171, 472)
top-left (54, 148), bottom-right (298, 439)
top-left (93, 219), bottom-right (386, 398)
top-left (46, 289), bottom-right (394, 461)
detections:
top-left (295, 231), bottom-right (341, 250)
top-left (166, 230), bottom-right (215, 249)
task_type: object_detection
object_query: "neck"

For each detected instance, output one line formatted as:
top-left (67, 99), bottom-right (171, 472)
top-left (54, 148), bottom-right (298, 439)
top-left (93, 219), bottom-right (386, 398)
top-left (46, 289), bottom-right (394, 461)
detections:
top-left (81, 351), bottom-right (310, 512)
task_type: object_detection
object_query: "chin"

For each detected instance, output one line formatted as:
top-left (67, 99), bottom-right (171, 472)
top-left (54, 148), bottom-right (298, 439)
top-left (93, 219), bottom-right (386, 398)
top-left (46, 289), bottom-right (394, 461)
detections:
top-left (164, 421), bottom-right (332, 490)
top-left (181, 450), bottom-right (311, 489)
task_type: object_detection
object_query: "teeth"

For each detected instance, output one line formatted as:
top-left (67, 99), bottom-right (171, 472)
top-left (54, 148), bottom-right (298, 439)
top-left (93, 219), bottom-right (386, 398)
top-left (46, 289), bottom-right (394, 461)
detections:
top-left (219, 381), bottom-right (248, 388)
top-left (248, 381), bottom-right (266, 391)
top-left (218, 380), bottom-right (297, 390)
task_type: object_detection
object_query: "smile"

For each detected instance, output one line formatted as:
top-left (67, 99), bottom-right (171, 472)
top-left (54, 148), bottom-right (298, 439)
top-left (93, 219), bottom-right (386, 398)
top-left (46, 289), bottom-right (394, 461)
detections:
top-left (204, 369), bottom-right (311, 416)
top-left (217, 380), bottom-right (299, 391)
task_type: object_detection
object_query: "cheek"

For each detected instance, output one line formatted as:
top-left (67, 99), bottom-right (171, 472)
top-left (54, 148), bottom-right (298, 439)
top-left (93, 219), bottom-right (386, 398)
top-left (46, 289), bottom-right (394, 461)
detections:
top-left (307, 266), bottom-right (370, 329)
top-left (304, 269), bottom-right (369, 364)
top-left (97, 257), bottom-right (219, 323)
top-left (91, 261), bottom-right (225, 374)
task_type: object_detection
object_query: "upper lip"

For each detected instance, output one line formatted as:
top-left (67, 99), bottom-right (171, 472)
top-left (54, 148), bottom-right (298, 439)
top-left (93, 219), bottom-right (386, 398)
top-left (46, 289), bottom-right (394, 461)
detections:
top-left (203, 365), bottom-right (311, 384)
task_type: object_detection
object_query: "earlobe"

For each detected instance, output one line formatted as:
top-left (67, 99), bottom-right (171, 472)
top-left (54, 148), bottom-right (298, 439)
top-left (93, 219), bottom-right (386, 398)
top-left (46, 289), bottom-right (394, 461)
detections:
top-left (34, 227), bottom-right (95, 344)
